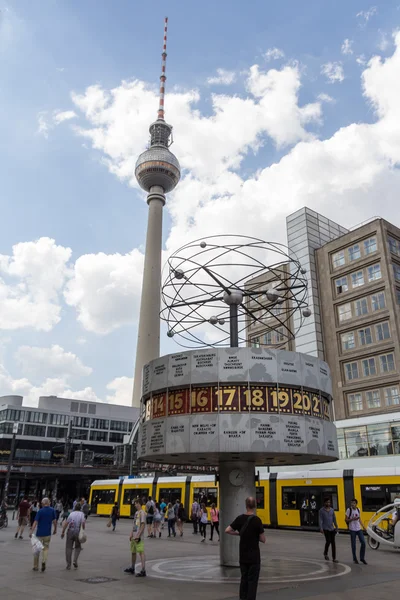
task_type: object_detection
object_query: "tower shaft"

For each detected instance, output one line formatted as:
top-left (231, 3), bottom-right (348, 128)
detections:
top-left (132, 187), bottom-right (165, 408)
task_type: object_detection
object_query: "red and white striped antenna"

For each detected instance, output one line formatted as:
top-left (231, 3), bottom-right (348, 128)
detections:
top-left (158, 17), bottom-right (168, 121)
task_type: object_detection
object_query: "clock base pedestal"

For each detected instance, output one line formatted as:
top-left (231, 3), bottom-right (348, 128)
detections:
top-left (219, 460), bottom-right (256, 567)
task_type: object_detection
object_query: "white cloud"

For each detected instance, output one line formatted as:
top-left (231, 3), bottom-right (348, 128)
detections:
top-left (0, 238), bottom-right (71, 331)
top-left (37, 112), bottom-right (50, 138)
top-left (356, 54), bottom-right (367, 66)
top-left (56, 67), bottom-right (65, 72)
top-left (14, 344), bottom-right (92, 381)
top-left (264, 47), bottom-right (285, 62)
top-left (377, 31), bottom-right (390, 52)
top-left (341, 39), bottom-right (354, 55)
top-left (64, 249), bottom-right (144, 334)
top-left (53, 110), bottom-right (77, 124)
top-left (356, 6), bottom-right (377, 25)
top-left (207, 68), bottom-right (236, 85)
top-left (317, 93), bottom-right (335, 103)
top-left (321, 62), bottom-right (345, 83)
top-left (106, 376), bottom-right (133, 406)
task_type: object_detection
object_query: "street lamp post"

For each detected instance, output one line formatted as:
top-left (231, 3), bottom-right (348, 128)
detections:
top-left (2, 422), bottom-right (19, 504)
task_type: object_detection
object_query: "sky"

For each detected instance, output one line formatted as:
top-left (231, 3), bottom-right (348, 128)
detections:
top-left (1, 0), bottom-right (400, 407)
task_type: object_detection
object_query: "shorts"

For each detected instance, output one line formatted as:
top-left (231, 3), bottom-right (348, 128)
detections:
top-left (130, 538), bottom-right (144, 553)
top-left (18, 517), bottom-right (28, 527)
top-left (146, 515), bottom-right (153, 524)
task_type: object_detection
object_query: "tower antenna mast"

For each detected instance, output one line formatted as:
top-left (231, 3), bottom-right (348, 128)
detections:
top-left (158, 17), bottom-right (168, 121)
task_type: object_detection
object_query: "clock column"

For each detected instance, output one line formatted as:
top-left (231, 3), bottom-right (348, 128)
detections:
top-left (219, 460), bottom-right (256, 567)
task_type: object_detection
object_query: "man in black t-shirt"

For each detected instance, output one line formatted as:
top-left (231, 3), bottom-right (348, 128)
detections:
top-left (225, 497), bottom-right (265, 600)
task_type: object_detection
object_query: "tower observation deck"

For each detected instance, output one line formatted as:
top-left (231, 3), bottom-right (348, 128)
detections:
top-left (131, 17), bottom-right (181, 408)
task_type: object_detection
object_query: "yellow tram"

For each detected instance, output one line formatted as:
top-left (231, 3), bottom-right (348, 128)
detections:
top-left (89, 466), bottom-right (400, 529)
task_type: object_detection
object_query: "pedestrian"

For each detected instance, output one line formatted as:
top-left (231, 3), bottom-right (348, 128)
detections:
top-left (159, 497), bottom-right (167, 529)
top-left (61, 504), bottom-right (70, 523)
top-left (111, 502), bottom-right (119, 531)
top-left (191, 498), bottom-right (200, 534)
top-left (72, 498), bottom-right (78, 510)
top-left (345, 498), bottom-right (367, 565)
top-left (225, 496), bottom-right (265, 600)
top-left (61, 502), bottom-right (86, 570)
top-left (167, 502), bottom-right (176, 537)
top-left (55, 499), bottom-right (63, 523)
top-left (15, 495), bottom-right (31, 540)
top-left (29, 498), bottom-right (57, 572)
top-left (124, 500), bottom-right (146, 577)
top-left (153, 502), bottom-right (162, 538)
top-left (199, 503), bottom-right (208, 542)
top-left (174, 499), bottom-right (180, 521)
top-left (81, 497), bottom-right (89, 520)
top-left (30, 500), bottom-right (39, 527)
top-left (177, 502), bottom-right (186, 537)
top-left (210, 503), bottom-right (220, 541)
top-left (319, 497), bottom-right (338, 563)
top-left (145, 496), bottom-right (155, 538)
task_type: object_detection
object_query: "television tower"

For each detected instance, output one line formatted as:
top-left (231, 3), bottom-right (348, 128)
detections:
top-left (132, 17), bottom-right (180, 407)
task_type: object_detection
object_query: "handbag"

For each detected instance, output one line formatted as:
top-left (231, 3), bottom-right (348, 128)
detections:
top-left (107, 518), bottom-right (112, 528)
top-left (78, 529), bottom-right (87, 544)
top-left (31, 534), bottom-right (44, 555)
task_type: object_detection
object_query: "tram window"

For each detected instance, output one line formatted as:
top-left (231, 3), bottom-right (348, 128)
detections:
top-left (159, 488), bottom-right (182, 504)
top-left (282, 488), bottom-right (298, 509)
top-left (361, 485), bottom-right (387, 512)
top-left (123, 488), bottom-right (149, 505)
top-left (92, 489), bottom-right (115, 505)
top-left (193, 487), bottom-right (218, 507)
top-left (256, 487), bottom-right (264, 510)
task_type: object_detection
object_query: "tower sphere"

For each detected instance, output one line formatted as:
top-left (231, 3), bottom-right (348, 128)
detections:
top-left (135, 145), bottom-right (180, 193)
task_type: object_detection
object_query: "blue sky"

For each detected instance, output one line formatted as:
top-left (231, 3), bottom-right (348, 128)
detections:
top-left (1, 1), bottom-right (400, 406)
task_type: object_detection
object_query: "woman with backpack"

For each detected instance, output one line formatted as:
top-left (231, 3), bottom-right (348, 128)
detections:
top-left (167, 502), bottom-right (176, 537)
top-left (153, 503), bottom-right (162, 538)
top-left (199, 503), bottom-right (208, 542)
top-left (210, 503), bottom-right (220, 541)
top-left (177, 502), bottom-right (186, 537)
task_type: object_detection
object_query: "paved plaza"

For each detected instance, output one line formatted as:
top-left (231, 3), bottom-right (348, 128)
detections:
top-left (1, 513), bottom-right (400, 600)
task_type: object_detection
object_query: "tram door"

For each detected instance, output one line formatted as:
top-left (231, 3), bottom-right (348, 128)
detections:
top-left (299, 487), bottom-right (338, 528)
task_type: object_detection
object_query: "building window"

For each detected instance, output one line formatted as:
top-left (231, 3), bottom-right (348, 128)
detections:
top-left (79, 403), bottom-right (88, 414)
top-left (110, 420), bottom-right (129, 432)
top-left (71, 428), bottom-right (88, 440)
top-left (251, 337), bottom-right (260, 348)
top-left (264, 332), bottom-right (272, 345)
top-left (393, 263), bottom-right (400, 282)
top-left (341, 331), bottom-right (355, 351)
top-left (349, 244), bottom-right (361, 261)
top-left (351, 271), bottom-right (364, 288)
top-left (48, 414), bottom-right (69, 426)
top-left (88, 404), bottom-right (96, 414)
top-left (23, 424), bottom-right (46, 437)
top-left (388, 236), bottom-right (400, 256)
top-left (367, 264), bottom-right (381, 282)
top-left (366, 390), bottom-right (381, 409)
top-left (26, 411), bottom-right (47, 424)
top-left (348, 393), bottom-right (363, 412)
top-left (90, 419), bottom-right (110, 430)
top-left (73, 416), bottom-right (90, 428)
top-left (371, 292), bottom-right (385, 311)
top-left (364, 237), bottom-right (377, 255)
top-left (362, 358), bottom-right (376, 377)
top-left (396, 289), bottom-right (400, 306)
top-left (47, 427), bottom-right (67, 438)
top-left (89, 430), bottom-right (108, 442)
top-left (375, 322), bottom-right (390, 341)
top-left (345, 362), bottom-right (359, 381)
top-left (109, 431), bottom-right (124, 443)
top-left (333, 250), bottom-right (345, 268)
top-left (335, 276), bottom-right (348, 294)
top-left (71, 402), bottom-right (79, 412)
top-left (355, 298), bottom-right (368, 317)
top-left (380, 353), bottom-right (395, 373)
top-left (385, 386), bottom-right (400, 406)
top-left (338, 303), bottom-right (352, 322)
top-left (359, 327), bottom-right (372, 346)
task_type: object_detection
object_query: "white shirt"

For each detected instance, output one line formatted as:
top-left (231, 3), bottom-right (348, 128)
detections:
top-left (67, 511), bottom-right (85, 533)
top-left (346, 508), bottom-right (361, 531)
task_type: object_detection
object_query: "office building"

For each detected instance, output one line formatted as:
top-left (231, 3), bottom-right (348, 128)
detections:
top-left (0, 394), bottom-right (138, 502)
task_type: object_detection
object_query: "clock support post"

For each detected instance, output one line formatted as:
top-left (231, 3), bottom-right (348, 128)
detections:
top-left (219, 460), bottom-right (256, 567)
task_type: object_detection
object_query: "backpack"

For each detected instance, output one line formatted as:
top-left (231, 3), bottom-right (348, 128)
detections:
top-left (147, 502), bottom-right (154, 515)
